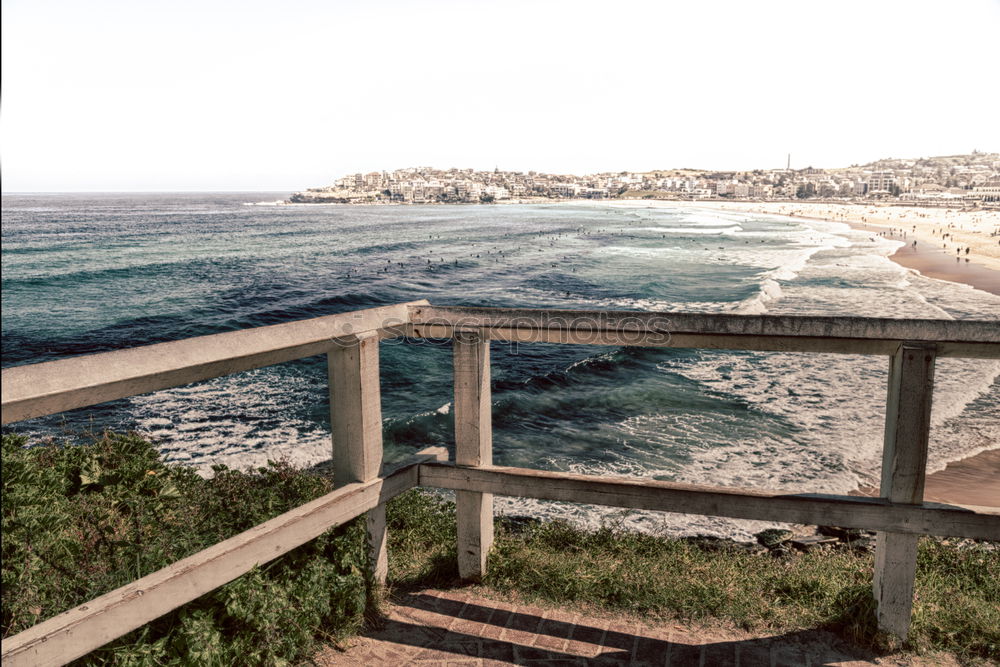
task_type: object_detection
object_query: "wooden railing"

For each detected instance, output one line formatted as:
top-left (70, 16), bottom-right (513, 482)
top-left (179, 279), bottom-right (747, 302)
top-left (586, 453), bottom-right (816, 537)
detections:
top-left (2, 302), bottom-right (999, 665)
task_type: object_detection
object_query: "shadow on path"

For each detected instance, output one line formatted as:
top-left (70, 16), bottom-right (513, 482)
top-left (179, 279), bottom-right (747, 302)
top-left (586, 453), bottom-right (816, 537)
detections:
top-left (314, 588), bottom-right (880, 666)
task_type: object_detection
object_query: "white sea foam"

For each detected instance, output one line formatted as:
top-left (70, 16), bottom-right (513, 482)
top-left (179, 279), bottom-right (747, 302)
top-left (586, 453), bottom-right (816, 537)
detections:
top-left (635, 225), bottom-right (743, 235)
top-left (678, 212), bottom-right (750, 226)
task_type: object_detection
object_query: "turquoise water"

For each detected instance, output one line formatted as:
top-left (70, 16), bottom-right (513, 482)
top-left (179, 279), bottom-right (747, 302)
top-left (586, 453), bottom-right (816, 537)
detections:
top-left (3, 193), bottom-right (998, 537)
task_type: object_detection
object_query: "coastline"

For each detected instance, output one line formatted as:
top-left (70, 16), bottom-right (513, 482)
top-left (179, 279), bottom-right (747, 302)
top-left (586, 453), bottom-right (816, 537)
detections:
top-left (665, 200), bottom-right (1000, 290)
top-left (845, 219), bottom-right (1000, 295)
top-left (857, 448), bottom-right (1000, 508)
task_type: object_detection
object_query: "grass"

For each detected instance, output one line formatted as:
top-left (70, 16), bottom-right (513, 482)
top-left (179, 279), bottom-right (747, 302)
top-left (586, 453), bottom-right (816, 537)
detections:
top-left (4, 433), bottom-right (997, 663)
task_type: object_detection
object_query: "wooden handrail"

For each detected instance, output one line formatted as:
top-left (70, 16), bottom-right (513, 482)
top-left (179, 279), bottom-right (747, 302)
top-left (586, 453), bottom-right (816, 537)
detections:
top-left (418, 462), bottom-right (1000, 541)
top-left (1, 301), bottom-right (426, 424)
top-left (408, 305), bottom-right (1000, 357)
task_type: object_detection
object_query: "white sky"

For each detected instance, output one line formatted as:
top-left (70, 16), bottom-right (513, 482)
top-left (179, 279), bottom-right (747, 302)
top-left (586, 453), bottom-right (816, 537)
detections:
top-left (2, 0), bottom-right (998, 192)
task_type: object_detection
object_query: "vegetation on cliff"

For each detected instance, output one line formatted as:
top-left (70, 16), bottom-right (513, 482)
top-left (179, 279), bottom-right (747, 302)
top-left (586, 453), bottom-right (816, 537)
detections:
top-left (2, 433), bottom-right (371, 665)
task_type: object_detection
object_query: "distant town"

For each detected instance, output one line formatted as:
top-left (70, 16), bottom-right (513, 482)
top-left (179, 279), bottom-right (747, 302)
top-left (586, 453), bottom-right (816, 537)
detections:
top-left (287, 151), bottom-right (1000, 206)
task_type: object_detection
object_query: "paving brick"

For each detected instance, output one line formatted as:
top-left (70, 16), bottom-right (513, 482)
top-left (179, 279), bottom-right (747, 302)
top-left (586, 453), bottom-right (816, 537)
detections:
top-left (459, 600), bottom-right (496, 624)
top-left (772, 645), bottom-right (810, 667)
top-left (392, 605), bottom-right (451, 629)
top-left (633, 635), bottom-right (671, 666)
top-left (418, 593), bottom-right (468, 619)
top-left (479, 638), bottom-right (517, 663)
top-left (448, 617), bottom-right (487, 637)
top-left (601, 622), bottom-right (638, 651)
top-left (412, 640), bottom-right (481, 661)
top-left (502, 608), bottom-right (544, 645)
top-left (435, 589), bottom-right (471, 603)
top-left (703, 640), bottom-right (738, 666)
top-left (311, 588), bottom-right (885, 666)
top-left (538, 612), bottom-right (576, 638)
top-left (409, 647), bottom-right (458, 661)
top-left (365, 645), bottom-right (419, 664)
top-left (533, 612), bottom-right (574, 651)
top-left (588, 651), bottom-right (635, 666)
top-left (667, 642), bottom-right (702, 666)
top-left (563, 638), bottom-right (603, 659)
top-left (533, 632), bottom-right (569, 652)
top-left (479, 608), bottom-right (513, 641)
top-left (514, 644), bottom-right (565, 662)
top-left (508, 608), bottom-right (544, 631)
top-left (566, 619), bottom-right (608, 647)
top-left (735, 642), bottom-right (773, 667)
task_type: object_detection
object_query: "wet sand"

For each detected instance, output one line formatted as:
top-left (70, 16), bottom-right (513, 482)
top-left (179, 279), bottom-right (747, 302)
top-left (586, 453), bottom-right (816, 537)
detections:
top-left (846, 220), bottom-right (1000, 296)
top-left (858, 449), bottom-right (1000, 508)
top-left (922, 448), bottom-right (1000, 507)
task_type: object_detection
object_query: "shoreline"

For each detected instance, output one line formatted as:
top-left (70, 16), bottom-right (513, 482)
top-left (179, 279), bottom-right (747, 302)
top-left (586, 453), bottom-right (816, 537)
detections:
top-left (857, 448), bottom-right (1000, 508)
top-left (845, 220), bottom-right (1000, 295)
top-left (668, 199), bottom-right (1000, 276)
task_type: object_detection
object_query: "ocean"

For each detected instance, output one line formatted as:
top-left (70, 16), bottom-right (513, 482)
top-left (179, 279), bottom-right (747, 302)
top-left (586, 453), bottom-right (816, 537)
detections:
top-left (3, 192), bottom-right (998, 539)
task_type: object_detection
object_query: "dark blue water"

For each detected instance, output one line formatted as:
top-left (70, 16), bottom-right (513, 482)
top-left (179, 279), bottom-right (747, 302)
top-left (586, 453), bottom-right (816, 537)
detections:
top-left (4, 193), bottom-right (998, 536)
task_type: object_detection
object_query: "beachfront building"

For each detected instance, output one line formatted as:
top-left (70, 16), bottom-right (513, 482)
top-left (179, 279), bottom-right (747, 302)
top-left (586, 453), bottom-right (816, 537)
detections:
top-left (967, 182), bottom-right (1000, 202)
top-left (551, 183), bottom-right (581, 198)
top-left (867, 170), bottom-right (896, 195)
top-left (483, 185), bottom-right (510, 200)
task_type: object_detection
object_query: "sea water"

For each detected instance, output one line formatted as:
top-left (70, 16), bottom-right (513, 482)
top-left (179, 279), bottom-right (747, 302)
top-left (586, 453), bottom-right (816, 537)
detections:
top-left (3, 193), bottom-right (998, 538)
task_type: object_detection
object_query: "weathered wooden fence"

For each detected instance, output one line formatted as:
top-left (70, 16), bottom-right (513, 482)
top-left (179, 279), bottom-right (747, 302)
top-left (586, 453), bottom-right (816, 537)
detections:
top-left (2, 302), bottom-right (998, 665)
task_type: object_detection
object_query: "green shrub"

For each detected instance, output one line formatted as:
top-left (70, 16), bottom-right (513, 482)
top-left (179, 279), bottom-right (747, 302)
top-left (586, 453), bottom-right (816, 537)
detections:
top-left (1, 433), bottom-right (369, 665)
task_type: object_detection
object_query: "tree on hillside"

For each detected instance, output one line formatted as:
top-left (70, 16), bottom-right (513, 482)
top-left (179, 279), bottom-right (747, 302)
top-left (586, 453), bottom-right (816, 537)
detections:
top-left (796, 183), bottom-right (816, 199)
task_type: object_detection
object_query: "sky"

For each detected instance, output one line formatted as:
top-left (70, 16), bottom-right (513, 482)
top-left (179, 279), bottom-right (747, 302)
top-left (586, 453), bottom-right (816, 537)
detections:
top-left (2, 0), bottom-right (999, 192)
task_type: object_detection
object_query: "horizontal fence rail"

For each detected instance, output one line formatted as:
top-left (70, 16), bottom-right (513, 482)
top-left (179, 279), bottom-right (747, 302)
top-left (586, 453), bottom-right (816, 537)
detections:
top-left (2, 301), bottom-right (999, 663)
top-left (0, 301), bottom-right (425, 425)
top-left (408, 305), bottom-right (1000, 357)
top-left (419, 463), bottom-right (1000, 541)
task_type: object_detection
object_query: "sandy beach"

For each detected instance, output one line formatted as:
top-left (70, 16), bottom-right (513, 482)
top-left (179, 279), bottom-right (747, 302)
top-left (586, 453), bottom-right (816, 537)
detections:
top-left (857, 449), bottom-right (1000, 508)
top-left (922, 448), bottom-right (1000, 507)
top-left (679, 200), bottom-right (1000, 292)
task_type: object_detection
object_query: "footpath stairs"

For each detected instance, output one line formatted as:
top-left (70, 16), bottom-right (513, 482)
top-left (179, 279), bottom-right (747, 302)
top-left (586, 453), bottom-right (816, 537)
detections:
top-left (314, 588), bottom-right (904, 666)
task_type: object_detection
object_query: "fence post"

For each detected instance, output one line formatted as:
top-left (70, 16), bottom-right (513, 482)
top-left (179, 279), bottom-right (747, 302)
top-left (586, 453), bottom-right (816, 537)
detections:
top-left (453, 330), bottom-right (494, 580)
top-left (873, 343), bottom-right (936, 639)
top-left (329, 332), bottom-right (387, 584)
